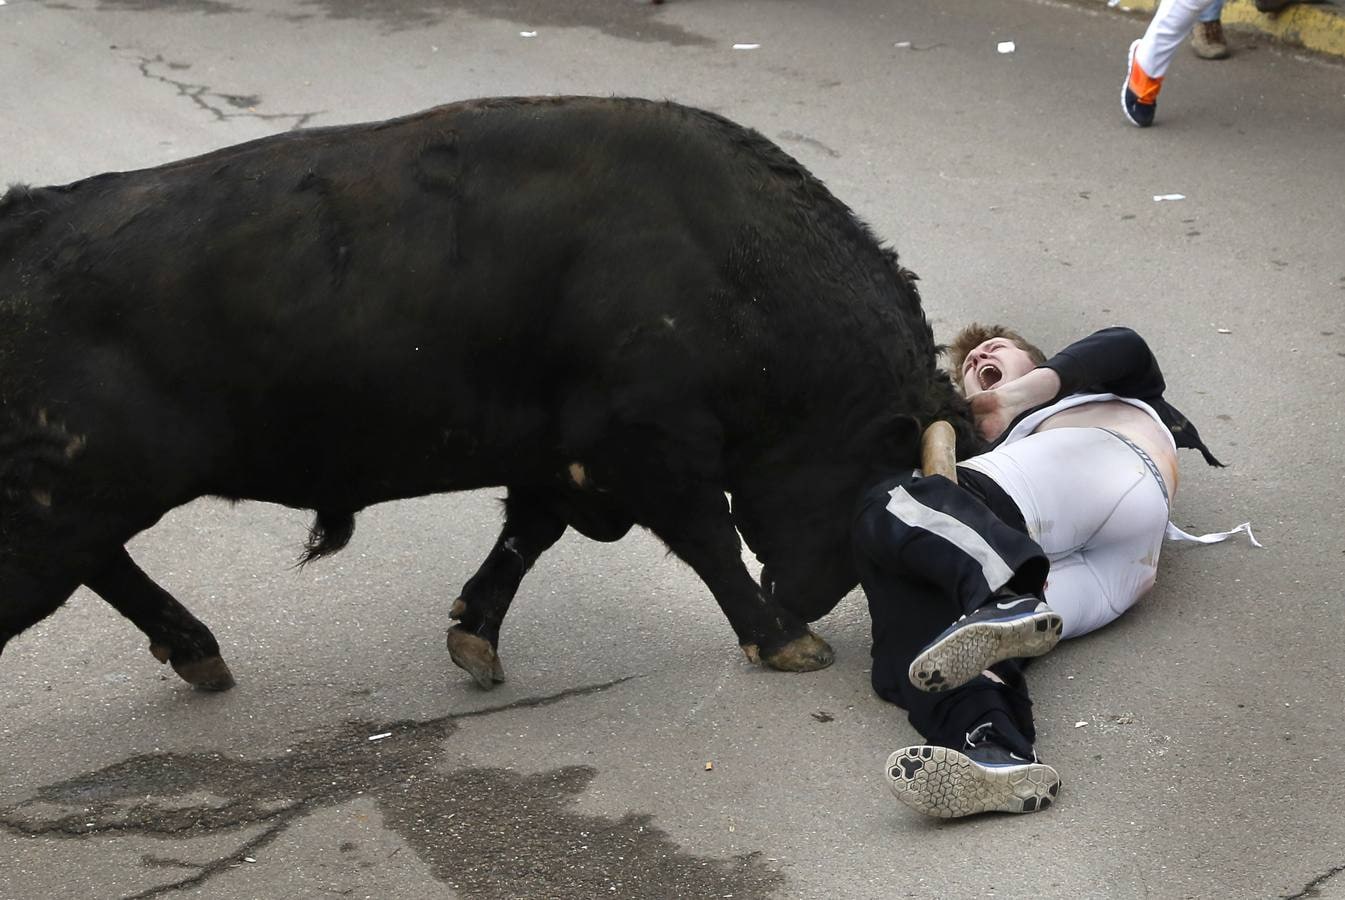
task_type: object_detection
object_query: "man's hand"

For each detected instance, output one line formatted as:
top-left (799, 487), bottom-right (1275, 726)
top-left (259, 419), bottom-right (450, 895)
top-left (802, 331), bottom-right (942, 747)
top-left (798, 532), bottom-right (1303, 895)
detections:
top-left (969, 367), bottom-right (1062, 441)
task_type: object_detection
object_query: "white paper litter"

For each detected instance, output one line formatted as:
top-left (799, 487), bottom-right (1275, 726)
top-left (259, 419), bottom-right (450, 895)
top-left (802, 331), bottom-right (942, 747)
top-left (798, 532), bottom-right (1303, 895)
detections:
top-left (1216, 328), bottom-right (1231, 334)
top-left (368, 732), bottom-right (392, 742)
top-left (1074, 721), bottom-right (1089, 728)
top-left (894, 41), bottom-right (912, 48)
top-left (1153, 193), bottom-right (1186, 202)
top-left (519, 31), bottom-right (537, 38)
top-left (243, 857), bottom-right (257, 864)
top-left (733, 43), bottom-right (760, 50)
top-left (997, 41), bottom-right (1015, 54)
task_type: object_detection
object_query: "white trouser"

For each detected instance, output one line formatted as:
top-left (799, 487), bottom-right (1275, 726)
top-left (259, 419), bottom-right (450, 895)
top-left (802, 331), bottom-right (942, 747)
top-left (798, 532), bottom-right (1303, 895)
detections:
top-left (1137, 0), bottom-right (1224, 79)
top-left (960, 428), bottom-right (1170, 638)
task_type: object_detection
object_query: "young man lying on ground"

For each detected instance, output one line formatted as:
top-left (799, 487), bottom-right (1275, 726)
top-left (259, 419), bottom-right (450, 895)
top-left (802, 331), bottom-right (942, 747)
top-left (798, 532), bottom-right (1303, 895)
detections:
top-left (855, 325), bottom-right (1252, 817)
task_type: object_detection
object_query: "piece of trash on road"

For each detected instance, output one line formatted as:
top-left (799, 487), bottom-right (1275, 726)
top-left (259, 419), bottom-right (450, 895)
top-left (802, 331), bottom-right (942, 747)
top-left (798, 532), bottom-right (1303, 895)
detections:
top-left (894, 41), bottom-right (912, 48)
top-left (1153, 193), bottom-right (1186, 202)
top-left (733, 43), bottom-right (761, 50)
top-left (997, 41), bottom-right (1016, 54)
top-left (1074, 721), bottom-right (1089, 728)
top-left (243, 857), bottom-right (257, 864)
top-left (368, 732), bottom-right (392, 742)
top-left (519, 31), bottom-right (537, 38)
top-left (705, 761), bottom-right (714, 770)
top-left (1216, 328), bottom-right (1232, 334)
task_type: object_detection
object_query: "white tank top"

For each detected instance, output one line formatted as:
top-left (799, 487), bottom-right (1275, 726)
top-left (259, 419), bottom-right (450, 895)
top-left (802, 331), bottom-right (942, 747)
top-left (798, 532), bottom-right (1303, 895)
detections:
top-left (996, 392), bottom-right (1176, 451)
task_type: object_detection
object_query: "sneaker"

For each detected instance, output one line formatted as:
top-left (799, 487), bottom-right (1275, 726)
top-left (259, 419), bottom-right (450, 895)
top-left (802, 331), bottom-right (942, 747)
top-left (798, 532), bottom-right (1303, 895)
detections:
top-left (908, 594), bottom-right (1062, 693)
top-left (1191, 20), bottom-right (1230, 59)
top-left (885, 724), bottom-right (1061, 818)
top-left (1122, 38), bottom-right (1163, 127)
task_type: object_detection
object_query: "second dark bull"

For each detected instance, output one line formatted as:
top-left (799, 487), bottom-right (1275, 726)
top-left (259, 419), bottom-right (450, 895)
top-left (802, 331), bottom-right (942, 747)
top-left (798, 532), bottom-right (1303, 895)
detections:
top-left (0, 97), bottom-right (976, 691)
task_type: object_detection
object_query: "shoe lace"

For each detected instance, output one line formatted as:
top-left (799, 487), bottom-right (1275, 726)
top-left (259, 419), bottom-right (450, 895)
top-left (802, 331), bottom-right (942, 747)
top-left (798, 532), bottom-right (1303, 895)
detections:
top-left (965, 722), bottom-right (1038, 763)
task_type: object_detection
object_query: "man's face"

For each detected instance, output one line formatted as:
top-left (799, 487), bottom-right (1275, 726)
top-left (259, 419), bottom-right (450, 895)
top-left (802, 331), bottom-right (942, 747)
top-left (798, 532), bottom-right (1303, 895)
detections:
top-left (960, 337), bottom-right (1037, 396)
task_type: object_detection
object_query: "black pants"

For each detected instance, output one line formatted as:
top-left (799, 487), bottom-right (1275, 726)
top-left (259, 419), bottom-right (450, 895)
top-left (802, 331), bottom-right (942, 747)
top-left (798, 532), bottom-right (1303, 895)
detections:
top-left (852, 469), bottom-right (1050, 759)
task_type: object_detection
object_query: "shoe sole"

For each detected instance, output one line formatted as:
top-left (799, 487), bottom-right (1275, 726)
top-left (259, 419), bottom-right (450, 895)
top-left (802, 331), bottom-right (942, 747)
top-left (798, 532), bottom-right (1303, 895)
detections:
top-left (908, 609), bottom-right (1063, 693)
top-left (886, 746), bottom-right (1061, 818)
top-left (1122, 38), bottom-right (1147, 127)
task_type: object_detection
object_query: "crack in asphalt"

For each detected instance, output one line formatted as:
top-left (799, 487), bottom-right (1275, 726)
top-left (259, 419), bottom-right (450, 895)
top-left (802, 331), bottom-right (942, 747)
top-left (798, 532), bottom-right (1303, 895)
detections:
top-left (125, 819), bottom-right (292, 900)
top-left (1285, 862), bottom-right (1345, 899)
top-left (1, 675), bottom-right (785, 899)
top-left (135, 55), bottom-right (322, 130)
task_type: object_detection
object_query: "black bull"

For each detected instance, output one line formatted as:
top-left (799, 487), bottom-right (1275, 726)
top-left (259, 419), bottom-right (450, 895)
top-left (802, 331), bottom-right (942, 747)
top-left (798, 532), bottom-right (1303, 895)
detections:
top-left (0, 97), bottom-right (976, 691)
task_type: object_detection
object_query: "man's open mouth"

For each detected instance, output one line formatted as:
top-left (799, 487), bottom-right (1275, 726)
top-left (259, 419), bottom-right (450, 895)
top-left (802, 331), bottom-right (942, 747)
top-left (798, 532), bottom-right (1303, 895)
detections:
top-left (977, 365), bottom-right (1002, 391)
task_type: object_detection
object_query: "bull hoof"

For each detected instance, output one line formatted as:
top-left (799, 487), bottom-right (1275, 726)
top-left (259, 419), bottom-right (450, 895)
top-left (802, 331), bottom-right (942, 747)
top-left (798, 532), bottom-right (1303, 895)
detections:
top-left (762, 631), bottom-right (834, 672)
top-left (172, 655), bottom-right (237, 692)
top-left (446, 626), bottom-right (507, 689)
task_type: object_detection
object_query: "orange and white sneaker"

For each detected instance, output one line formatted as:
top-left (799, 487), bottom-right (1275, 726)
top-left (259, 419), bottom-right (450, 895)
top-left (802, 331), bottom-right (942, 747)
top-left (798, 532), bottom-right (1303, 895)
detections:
top-left (1123, 38), bottom-right (1163, 127)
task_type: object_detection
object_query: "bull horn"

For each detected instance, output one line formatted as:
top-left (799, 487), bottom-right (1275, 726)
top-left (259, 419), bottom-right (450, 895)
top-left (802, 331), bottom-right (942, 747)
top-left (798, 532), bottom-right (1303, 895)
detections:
top-left (920, 420), bottom-right (958, 484)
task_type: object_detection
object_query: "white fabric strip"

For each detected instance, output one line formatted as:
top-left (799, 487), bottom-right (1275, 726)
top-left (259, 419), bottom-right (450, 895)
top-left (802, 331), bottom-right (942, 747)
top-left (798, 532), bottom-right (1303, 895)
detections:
top-left (885, 487), bottom-right (1016, 590)
top-left (1165, 521), bottom-right (1263, 547)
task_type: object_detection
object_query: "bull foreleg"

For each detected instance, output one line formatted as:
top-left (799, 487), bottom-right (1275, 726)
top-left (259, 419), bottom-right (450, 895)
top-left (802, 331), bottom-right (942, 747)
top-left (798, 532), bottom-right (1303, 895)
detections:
top-left (447, 487), bottom-right (568, 689)
top-left (639, 487), bottom-right (834, 672)
top-left (84, 547), bottom-right (235, 691)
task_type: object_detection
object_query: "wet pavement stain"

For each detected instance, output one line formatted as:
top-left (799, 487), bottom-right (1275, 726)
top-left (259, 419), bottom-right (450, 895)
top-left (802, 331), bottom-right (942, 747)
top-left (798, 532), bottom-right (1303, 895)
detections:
top-left (380, 766), bottom-right (784, 899)
top-left (289, 0), bottom-right (713, 44)
top-left (0, 678), bottom-right (785, 899)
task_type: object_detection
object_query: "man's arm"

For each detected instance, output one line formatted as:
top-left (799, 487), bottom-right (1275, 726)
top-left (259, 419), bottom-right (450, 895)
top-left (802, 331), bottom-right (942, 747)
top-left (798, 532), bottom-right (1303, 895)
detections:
top-left (971, 327), bottom-right (1165, 441)
top-left (1040, 327), bottom-right (1166, 401)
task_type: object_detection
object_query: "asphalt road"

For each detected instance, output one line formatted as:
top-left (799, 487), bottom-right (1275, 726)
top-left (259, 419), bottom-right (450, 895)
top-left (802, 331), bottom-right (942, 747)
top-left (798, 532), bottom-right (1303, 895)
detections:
top-left (2, 1), bottom-right (1343, 898)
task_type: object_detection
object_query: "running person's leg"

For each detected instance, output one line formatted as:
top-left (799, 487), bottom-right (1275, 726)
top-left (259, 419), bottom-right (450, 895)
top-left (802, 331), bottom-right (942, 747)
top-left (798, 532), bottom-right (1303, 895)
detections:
top-left (1124, 0), bottom-right (1222, 125)
top-left (1137, 0), bottom-right (1220, 78)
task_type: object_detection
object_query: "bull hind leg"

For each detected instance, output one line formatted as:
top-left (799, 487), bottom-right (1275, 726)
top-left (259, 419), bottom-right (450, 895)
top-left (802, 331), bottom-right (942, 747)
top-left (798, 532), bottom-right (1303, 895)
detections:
top-left (84, 548), bottom-right (234, 691)
top-left (447, 487), bottom-right (570, 689)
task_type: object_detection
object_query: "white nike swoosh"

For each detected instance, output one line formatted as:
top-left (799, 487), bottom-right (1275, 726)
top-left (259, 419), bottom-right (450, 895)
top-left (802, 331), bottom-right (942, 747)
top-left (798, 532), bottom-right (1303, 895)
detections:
top-left (995, 599), bottom-right (1032, 610)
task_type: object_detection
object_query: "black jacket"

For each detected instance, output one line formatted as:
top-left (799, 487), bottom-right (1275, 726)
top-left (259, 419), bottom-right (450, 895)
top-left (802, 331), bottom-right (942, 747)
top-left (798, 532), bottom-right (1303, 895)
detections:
top-left (990, 327), bottom-right (1223, 467)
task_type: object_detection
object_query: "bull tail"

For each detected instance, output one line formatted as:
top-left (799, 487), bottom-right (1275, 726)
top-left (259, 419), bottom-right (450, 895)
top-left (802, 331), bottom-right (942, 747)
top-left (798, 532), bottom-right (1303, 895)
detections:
top-left (298, 509), bottom-right (357, 565)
